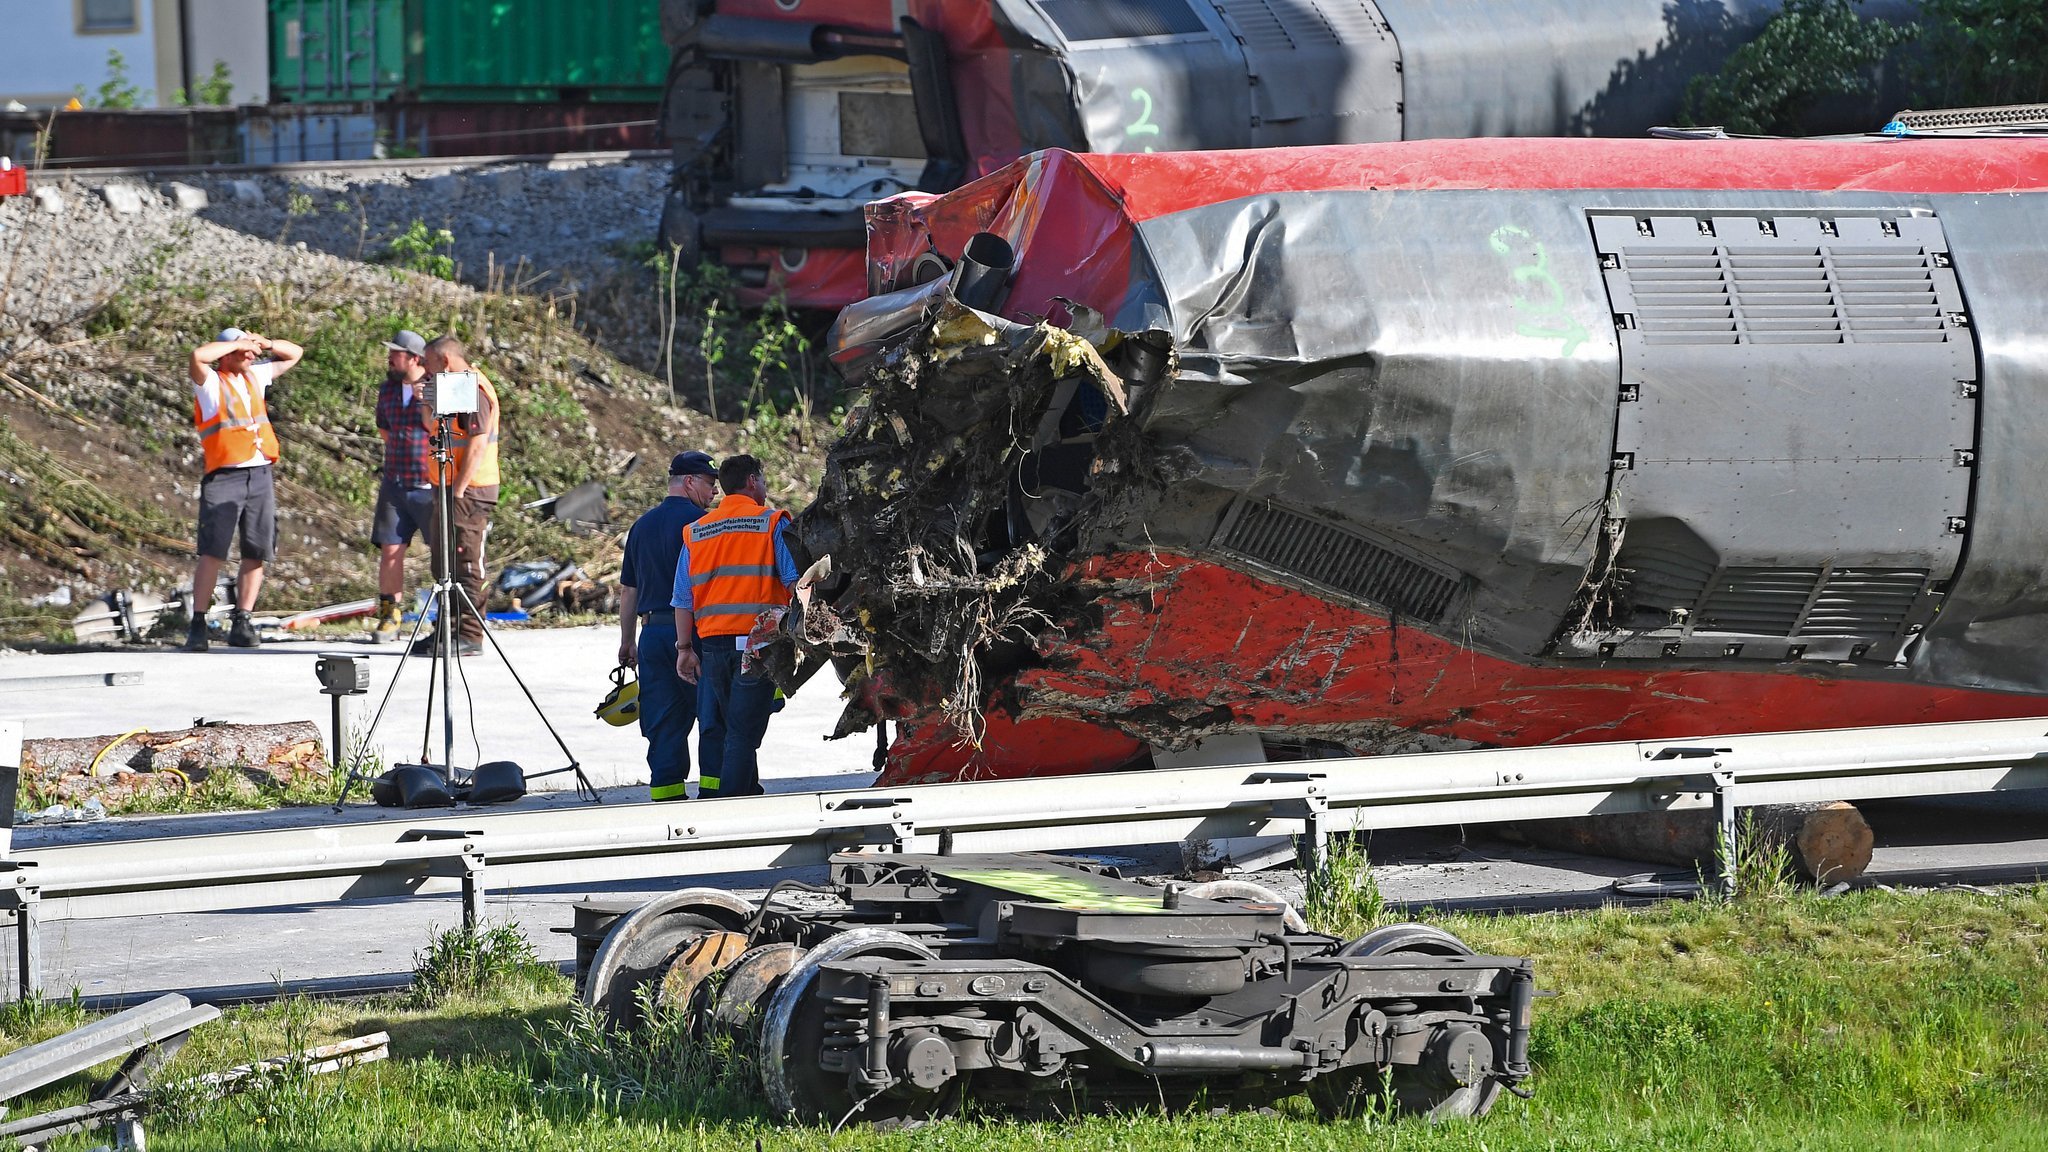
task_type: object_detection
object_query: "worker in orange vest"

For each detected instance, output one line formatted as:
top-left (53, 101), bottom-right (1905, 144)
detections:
top-left (417, 335), bottom-right (501, 658)
top-left (183, 327), bottom-right (304, 651)
top-left (672, 454), bottom-right (798, 798)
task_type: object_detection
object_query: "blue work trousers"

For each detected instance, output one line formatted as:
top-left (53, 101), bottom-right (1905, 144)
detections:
top-left (696, 636), bottom-right (775, 798)
top-left (636, 619), bottom-right (697, 801)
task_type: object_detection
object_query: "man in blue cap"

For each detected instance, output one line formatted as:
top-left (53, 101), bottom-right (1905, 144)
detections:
top-left (616, 451), bottom-right (718, 800)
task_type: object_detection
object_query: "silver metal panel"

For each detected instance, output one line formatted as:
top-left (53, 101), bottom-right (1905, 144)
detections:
top-left (1015, 0), bottom-right (1403, 155)
top-left (1133, 189), bottom-right (1624, 653)
top-left (1916, 194), bottom-right (2048, 693)
top-left (1206, 0), bottom-right (1402, 145)
top-left (1370, 0), bottom-right (1918, 139)
top-left (1373, 0), bottom-right (1705, 137)
top-left (1578, 210), bottom-right (1976, 659)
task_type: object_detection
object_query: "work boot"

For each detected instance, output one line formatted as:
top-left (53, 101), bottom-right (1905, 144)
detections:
top-left (181, 614), bottom-right (209, 652)
top-left (370, 598), bottom-right (402, 642)
top-left (408, 633), bottom-right (481, 658)
top-left (227, 608), bottom-right (261, 648)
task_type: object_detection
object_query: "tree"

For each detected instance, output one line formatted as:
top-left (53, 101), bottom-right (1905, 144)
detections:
top-left (1912, 0), bottom-right (2048, 109)
top-left (1681, 0), bottom-right (1911, 134)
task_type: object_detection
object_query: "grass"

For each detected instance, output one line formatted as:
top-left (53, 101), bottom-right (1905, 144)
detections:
top-left (0, 885), bottom-right (2040, 1150)
top-left (16, 762), bottom-right (339, 818)
top-left (408, 923), bottom-right (558, 1009)
top-left (1302, 829), bottom-right (1389, 936)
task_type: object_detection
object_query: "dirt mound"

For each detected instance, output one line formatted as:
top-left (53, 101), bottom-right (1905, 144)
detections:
top-left (0, 161), bottom-right (826, 642)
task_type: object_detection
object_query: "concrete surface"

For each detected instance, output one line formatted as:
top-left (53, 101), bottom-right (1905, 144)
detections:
top-left (0, 624), bottom-right (880, 794)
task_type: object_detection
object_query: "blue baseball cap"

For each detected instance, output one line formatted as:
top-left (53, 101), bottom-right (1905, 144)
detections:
top-left (669, 451), bottom-right (716, 477)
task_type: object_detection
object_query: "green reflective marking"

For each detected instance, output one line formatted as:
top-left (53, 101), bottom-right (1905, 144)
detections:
top-left (939, 867), bottom-right (1168, 913)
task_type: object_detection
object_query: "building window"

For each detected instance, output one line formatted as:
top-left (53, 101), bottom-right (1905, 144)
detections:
top-left (78, 0), bottom-right (139, 33)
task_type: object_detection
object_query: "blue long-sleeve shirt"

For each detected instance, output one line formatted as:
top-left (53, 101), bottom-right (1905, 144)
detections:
top-left (670, 515), bottom-right (800, 614)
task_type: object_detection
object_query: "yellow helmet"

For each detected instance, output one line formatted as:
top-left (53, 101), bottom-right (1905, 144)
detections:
top-left (595, 665), bottom-right (640, 726)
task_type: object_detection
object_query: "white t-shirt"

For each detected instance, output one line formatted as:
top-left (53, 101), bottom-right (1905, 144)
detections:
top-left (194, 361), bottom-right (276, 469)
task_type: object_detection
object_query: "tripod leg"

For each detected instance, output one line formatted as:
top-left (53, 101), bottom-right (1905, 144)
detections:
top-left (333, 604), bottom-right (435, 809)
top-left (451, 582), bottom-right (601, 802)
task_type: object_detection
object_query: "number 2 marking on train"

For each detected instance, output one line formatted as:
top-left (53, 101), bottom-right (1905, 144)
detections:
top-left (1128, 87), bottom-right (1160, 153)
top-left (1489, 224), bottom-right (1590, 357)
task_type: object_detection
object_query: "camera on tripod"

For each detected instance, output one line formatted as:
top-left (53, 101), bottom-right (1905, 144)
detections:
top-left (430, 370), bottom-right (481, 417)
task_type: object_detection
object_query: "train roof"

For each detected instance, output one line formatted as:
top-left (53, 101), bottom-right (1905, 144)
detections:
top-left (1065, 137), bottom-right (2048, 223)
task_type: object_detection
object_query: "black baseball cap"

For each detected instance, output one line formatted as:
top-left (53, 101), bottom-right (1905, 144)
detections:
top-left (669, 451), bottom-right (716, 477)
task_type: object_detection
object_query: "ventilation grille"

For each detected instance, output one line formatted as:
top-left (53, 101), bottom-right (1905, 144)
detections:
top-left (1619, 554), bottom-right (1930, 641)
top-left (1217, 501), bottom-right (1461, 623)
top-left (1038, 0), bottom-right (1206, 40)
top-left (1311, 0), bottom-right (1392, 40)
top-left (1616, 245), bottom-right (1948, 347)
top-left (1213, 0), bottom-right (1361, 49)
top-left (1698, 567), bottom-right (1822, 635)
top-left (1798, 569), bottom-right (1929, 636)
top-left (1620, 543), bottom-right (1715, 611)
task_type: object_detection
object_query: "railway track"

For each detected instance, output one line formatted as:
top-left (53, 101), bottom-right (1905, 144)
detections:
top-left (14, 148), bottom-right (666, 185)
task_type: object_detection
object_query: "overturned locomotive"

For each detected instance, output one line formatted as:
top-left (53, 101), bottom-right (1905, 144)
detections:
top-left (779, 134), bottom-right (2048, 784)
top-left (577, 853), bottom-right (1534, 1121)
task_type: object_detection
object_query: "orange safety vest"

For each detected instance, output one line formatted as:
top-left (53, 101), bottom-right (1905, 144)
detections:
top-left (428, 371), bottom-right (501, 488)
top-left (687, 495), bottom-right (791, 638)
top-left (193, 367), bottom-right (280, 473)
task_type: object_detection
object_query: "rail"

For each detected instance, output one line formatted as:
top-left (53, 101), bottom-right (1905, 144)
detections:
top-left (15, 148), bottom-right (666, 184)
top-left (2, 716), bottom-right (2046, 998)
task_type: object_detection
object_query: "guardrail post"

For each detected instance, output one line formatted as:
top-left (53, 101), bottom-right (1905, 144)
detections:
top-left (2, 880), bottom-right (42, 1002)
top-left (409, 829), bottom-right (489, 930)
top-left (1299, 804), bottom-right (1330, 881)
top-left (1711, 769), bottom-right (1739, 898)
top-left (460, 851), bottom-right (487, 931)
top-left (1254, 774), bottom-right (1331, 881)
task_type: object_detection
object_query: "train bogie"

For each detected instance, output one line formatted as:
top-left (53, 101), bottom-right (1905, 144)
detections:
top-left (576, 853), bottom-right (1535, 1123)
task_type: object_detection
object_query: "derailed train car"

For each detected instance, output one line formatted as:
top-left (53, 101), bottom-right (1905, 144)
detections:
top-left (659, 0), bottom-right (1915, 307)
top-left (777, 134), bottom-right (2048, 784)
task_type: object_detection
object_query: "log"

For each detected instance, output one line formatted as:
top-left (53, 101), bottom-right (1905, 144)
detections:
top-left (21, 721), bottom-right (329, 807)
top-left (1514, 801), bottom-right (1873, 884)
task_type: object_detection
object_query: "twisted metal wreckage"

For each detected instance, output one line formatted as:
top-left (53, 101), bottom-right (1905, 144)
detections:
top-left (762, 134), bottom-right (2048, 786)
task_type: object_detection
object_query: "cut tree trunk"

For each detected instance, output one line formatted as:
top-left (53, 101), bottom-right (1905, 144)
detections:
top-left (1514, 801), bottom-right (1873, 884)
top-left (21, 721), bottom-right (328, 807)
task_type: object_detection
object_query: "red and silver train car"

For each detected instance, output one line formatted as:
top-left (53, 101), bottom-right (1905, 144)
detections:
top-left (791, 133), bottom-right (2048, 784)
top-left (658, 0), bottom-right (1914, 308)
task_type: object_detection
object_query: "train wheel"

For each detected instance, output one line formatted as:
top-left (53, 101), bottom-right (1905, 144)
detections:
top-left (1178, 880), bottom-right (1310, 933)
top-left (1318, 924), bottom-right (1503, 1121)
top-left (758, 928), bottom-right (939, 1122)
top-left (1337, 922), bottom-right (1476, 959)
top-left (581, 888), bottom-right (755, 1031)
top-left (696, 941), bottom-right (804, 1045)
top-left (655, 930), bottom-right (750, 1014)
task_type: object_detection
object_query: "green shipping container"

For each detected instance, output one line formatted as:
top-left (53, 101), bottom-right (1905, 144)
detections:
top-left (270, 0), bottom-right (667, 104)
top-left (271, 0), bottom-right (407, 102)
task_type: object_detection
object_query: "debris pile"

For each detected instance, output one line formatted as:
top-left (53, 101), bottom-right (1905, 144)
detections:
top-left (775, 291), bottom-right (1163, 746)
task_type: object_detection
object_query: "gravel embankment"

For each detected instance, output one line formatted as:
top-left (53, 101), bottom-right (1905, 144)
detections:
top-left (0, 157), bottom-right (666, 356)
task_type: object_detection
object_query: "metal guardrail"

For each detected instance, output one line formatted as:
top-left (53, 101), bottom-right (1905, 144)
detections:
top-left (2, 716), bottom-right (2046, 998)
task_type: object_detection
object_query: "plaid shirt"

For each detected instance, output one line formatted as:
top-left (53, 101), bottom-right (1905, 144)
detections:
top-left (374, 373), bottom-right (432, 488)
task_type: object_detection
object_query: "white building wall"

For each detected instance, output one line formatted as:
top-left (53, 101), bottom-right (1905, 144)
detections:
top-left (0, 0), bottom-right (163, 108)
top-left (186, 0), bottom-right (270, 105)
